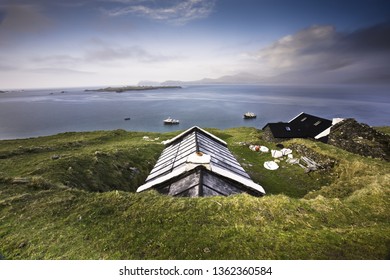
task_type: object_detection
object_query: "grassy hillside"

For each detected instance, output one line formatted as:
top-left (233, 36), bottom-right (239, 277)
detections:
top-left (0, 127), bottom-right (389, 259)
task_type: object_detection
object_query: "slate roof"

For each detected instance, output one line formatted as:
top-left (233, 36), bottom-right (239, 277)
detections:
top-left (263, 112), bottom-right (333, 140)
top-left (137, 126), bottom-right (265, 197)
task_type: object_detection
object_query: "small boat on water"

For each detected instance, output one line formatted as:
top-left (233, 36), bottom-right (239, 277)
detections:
top-left (164, 117), bottom-right (180, 125)
top-left (124, 117), bottom-right (131, 121)
top-left (243, 112), bottom-right (257, 119)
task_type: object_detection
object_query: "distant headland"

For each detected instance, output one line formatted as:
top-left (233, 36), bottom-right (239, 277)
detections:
top-left (84, 85), bottom-right (181, 93)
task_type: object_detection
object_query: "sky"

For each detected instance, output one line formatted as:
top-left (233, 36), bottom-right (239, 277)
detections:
top-left (0, 0), bottom-right (389, 89)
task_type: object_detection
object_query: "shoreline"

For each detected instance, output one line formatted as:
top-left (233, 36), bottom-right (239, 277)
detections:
top-left (1, 125), bottom-right (388, 142)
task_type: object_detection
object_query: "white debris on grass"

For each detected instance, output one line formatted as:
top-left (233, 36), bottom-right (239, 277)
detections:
top-left (281, 148), bottom-right (292, 156)
top-left (249, 145), bottom-right (269, 153)
top-left (264, 161), bottom-right (279, 170)
top-left (286, 158), bottom-right (300, 164)
top-left (271, 150), bottom-right (283, 158)
top-left (247, 144), bottom-right (297, 170)
top-left (266, 148), bottom-right (297, 169)
top-left (260, 146), bottom-right (269, 152)
top-left (143, 136), bottom-right (162, 143)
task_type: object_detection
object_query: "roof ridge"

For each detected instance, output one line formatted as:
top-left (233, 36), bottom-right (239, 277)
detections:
top-left (137, 127), bottom-right (265, 197)
top-left (162, 126), bottom-right (227, 147)
top-left (288, 112), bottom-right (305, 123)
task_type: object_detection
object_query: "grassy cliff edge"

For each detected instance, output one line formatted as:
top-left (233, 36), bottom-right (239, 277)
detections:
top-left (0, 127), bottom-right (389, 259)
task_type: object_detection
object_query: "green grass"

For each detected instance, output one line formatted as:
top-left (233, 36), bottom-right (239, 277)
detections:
top-left (0, 129), bottom-right (164, 192)
top-left (376, 126), bottom-right (390, 135)
top-left (0, 127), bottom-right (389, 259)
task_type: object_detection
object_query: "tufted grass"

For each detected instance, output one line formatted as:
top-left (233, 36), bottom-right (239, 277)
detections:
top-left (0, 127), bottom-right (389, 259)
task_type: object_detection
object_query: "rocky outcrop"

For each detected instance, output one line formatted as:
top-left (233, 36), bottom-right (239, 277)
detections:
top-left (328, 119), bottom-right (390, 161)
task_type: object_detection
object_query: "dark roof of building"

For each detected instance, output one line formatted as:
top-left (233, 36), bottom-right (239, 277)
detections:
top-left (262, 112), bottom-right (332, 139)
top-left (264, 122), bottom-right (306, 138)
top-left (152, 165), bottom-right (262, 197)
top-left (137, 126), bottom-right (265, 197)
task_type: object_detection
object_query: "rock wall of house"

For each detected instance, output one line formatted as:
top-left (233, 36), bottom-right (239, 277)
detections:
top-left (262, 126), bottom-right (285, 143)
top-left (328, 119), bottom-right (390, 161)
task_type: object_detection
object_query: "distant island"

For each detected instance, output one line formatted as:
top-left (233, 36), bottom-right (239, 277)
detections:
top-left (85, 85), bottom-right (181, 93)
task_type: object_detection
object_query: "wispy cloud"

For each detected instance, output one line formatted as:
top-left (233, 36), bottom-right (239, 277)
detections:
top-left (32, 54), bottom-right (81, 65)
top-left (28, 39), bottom-right (179, 71)
top-left (0, 62), bottom-right (18, 71)
top-left (31, 67), bottom-right (95, 75)
top-left (83, 38), bottom-right (179, 63)
top-left (103, 0), bottom-right (216, 25)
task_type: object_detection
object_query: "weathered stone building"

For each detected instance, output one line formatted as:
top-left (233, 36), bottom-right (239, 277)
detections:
top-left (328, 119), bottom-right (390, 161)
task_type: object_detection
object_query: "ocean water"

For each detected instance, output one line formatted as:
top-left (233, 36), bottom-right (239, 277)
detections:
top-left (0, 84), bottom-right (389, 140)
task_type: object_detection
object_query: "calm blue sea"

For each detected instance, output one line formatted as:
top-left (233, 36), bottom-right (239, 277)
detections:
top-left (0, 84), bottom-right (389, 140)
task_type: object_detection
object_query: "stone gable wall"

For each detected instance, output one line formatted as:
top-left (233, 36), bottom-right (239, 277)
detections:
top-left (328, 119), bottom-right (390, 161)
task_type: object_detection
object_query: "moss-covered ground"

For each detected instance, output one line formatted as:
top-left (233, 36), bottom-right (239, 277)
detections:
top-left (0, 127), bottom-right (389, 259)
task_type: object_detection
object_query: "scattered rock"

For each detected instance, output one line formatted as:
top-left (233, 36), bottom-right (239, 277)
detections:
top-left (51, 155), bottom-right (60, 160)
top-left (12, 177), bottom-right (30, 184)
top-left (18, 241), bottom-right (27, 249)
top-left (94, 151), bottom-right (108, 157)
top-left (128, 167), bottom-right (140, 174)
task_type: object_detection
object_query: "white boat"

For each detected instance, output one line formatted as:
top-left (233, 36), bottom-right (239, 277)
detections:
top-left (164, 117), bottom-right (180, 124)
top-left (243, 112), bottom-right (257, 119)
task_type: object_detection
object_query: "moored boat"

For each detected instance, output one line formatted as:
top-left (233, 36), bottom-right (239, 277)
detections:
top-left (164, 117), bottom-right (180, 124)
top-left (243, 112), bottom-right (257, 119)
